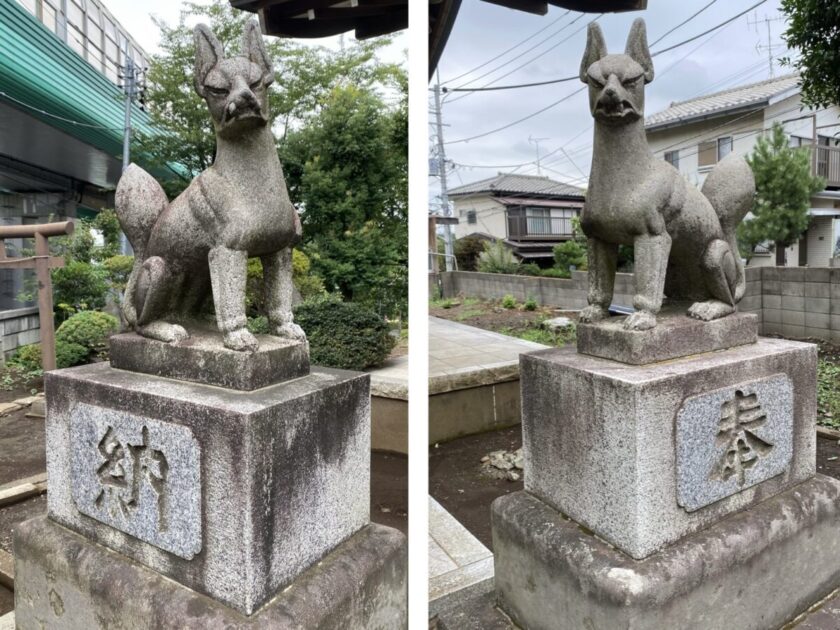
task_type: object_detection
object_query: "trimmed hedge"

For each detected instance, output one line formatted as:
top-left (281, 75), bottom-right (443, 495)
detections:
top-left (56, 311), bottom-right (120, 359)
top-left (293, 297), bottom-right (395, 370)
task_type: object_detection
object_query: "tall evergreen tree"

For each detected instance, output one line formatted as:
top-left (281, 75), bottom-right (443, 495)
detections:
top-left (738, 122), bottom-right (824, 265)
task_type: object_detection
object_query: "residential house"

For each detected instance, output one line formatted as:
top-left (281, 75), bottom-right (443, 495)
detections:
top-left (448, 172), bottom-right (586, 263)
top-left (646, 73), bottom-right (840, 267)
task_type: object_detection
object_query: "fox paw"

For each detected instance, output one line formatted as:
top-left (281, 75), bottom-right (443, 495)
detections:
top-left (139, 322), bottom-right (189, 344)
top-left (687, 300), bottom-right (735, 322)
top-left (224, 328), bottom-right (259, 352)
top-left (623, 310), bottom-right (657, 331)
top-left (274, 321), bottom-right (307, 342)
top-left (579, 305), bottom-right (609, 323)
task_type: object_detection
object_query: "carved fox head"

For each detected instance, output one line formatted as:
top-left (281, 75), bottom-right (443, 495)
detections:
top-left (193, 21), bottom-right (274, 137)
top-left (579, 19), bottom-right (654, 126)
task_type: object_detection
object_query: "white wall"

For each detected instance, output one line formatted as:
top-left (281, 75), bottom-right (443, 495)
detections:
top-left (452, 195), bottom-right (508, 240)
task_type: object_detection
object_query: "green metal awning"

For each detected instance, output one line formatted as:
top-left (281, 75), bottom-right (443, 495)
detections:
top-left (0, 1), bottom-right (162, 186)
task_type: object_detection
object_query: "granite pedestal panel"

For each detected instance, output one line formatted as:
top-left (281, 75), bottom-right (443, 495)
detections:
top-left (492, 480), bottom-right (840, 630)
top-left (521, 337), bottom-right (817, 559)
top-left (42, 361), bottom-right (371, 615)
top-left (14, 516), bottom-right (407, 629)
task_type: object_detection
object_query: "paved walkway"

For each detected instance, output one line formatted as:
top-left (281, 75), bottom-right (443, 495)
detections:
top-left (429, 497), bottom-right (494, 616)
top-left (367, 354), bottom-right (408, 400)
top-left (428, 317), bottom-right (547, 395)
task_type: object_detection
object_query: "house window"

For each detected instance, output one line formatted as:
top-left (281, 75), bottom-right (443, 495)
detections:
top-left (698, 137), bottom-right (733, 168)
top-left (698, 140), bottom-right (717, 167)
top-left (467, 210), bottom-right (477, 225)
top-left (717, 136), bottom-right (733, 160)
top-left (17, 0), bottom-right (37, 16)
top-left (526, 207), bottom-right (551, 235)
top-left (41, 1), bottom-right (57, 32)
top-left (664, 150), bottom-right (679, 168)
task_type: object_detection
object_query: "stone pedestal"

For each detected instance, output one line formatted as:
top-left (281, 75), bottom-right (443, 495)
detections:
top-left (15, 334), bottom-right (406, 627)
top-left (488, 326), bottom-right (840, 629)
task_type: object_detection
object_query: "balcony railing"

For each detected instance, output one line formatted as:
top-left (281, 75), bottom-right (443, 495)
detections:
top-left (507, 214), bottom-right (575, 240)
top-left (812, 145), bottom-right (840, 188)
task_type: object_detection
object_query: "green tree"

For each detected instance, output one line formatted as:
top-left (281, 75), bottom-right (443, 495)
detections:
top-left (281, 83), bottom-right (407, 317)
top-left (780, 0), bottom-right (840, 110)
top-left (739, 122), bottom-right (825, 265)
top-left (142, 0), bottom-right (399, 197)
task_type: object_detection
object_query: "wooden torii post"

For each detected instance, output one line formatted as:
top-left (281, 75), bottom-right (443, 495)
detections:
top-left (0, 221), bottom-right (74, 371)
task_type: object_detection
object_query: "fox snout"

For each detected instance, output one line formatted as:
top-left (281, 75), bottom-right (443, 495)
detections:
top-left (224, 80), bottom-right (263, 121)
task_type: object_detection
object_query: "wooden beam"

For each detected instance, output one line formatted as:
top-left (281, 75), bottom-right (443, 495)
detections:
top-left (34, 233), bottom-right (56, 372)
top-left (0, 221), bottom-right (73, 239)
top-left (0, 479), bottom-right (47, 509)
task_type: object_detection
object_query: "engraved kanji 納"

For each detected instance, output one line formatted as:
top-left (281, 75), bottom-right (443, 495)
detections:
top-left (93, 425), bottom-right (169, 530)
top-left (711, 390), bottom-right (773, 485)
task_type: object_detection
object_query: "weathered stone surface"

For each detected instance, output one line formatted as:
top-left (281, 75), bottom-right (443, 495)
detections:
top-left (115, 22), bottom-right (306, 352)
top-left (109, 331), bottom-right (309, 390)
top-left (578, 19), bottom-right (755, 331)
top-left (44, 362), bottom-right (370, 615)
top-left (576, 306), bottom-right (758, 364)
top-left (14, 516), bottom-right (407, 629)
top-left (70, 403), bottom-right (202, 559)
top-left (493, 480), bottom-right (840, 630)
top-left (676, 374), bottom-right (793, 512)
top-left (521, 338), bottom-right (816, 559)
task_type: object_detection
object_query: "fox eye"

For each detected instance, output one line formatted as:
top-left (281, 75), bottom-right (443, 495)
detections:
top-left (207, 86), bottom-right (229, 97)
top-left (589, 76), bottom-right (604, 88)
top-left (622, 76), bottom-right (639, 87)
top-left (249, 80), bottom-right (263, 91)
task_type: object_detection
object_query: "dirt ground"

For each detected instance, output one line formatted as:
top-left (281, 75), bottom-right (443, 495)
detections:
top-left (430, 299), bottom-right (576, 337)
top-left (431, 426), bottom-right (840, 551)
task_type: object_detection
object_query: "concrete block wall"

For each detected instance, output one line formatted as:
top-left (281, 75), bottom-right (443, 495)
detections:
top-left (0, 306), bottom-right (39, 361)
top-left (436, 267), bottom-right (840, 344)
top-left (436, 271), bottom-right (634, 310)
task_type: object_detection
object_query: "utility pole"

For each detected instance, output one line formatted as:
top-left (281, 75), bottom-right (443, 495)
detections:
top-left (748, 13), bottom-right (783, 78)
top-left (529, 135), bottom-right (550, 175)
top-left (433, 70), bottom-right (455, 271)
top-left (119, 46), bottom-right (144, 255)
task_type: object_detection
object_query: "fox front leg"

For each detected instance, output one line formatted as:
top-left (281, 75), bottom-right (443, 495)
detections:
top-left (625, 231), bottom-right (671, 331)
top-left (263, 247), bottom-right (306, 342)
top-left (209, 245), bottom-right (259, 352)
top-left (579, 237), bottom-right (618, 324)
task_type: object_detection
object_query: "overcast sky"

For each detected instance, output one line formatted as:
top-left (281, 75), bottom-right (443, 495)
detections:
top-left (104, 0), bottom-right (407, 64)
top-left (432, 0), bottom-right (791, 208)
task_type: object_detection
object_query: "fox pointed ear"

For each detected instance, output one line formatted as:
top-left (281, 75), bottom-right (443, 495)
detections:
top-left (625, 18), bottom-right (654, 83)
top-left (580, 22), bottom-right (608, 83)
top-left (194, 24), bottom-right (224, 96)
top-left (243, 21), bottom-right (274, 84)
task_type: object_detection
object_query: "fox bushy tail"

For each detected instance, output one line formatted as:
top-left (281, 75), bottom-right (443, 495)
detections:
top-left (115, 163), bottom-right (168, 326)
top-left (701, 153), bottom-right (756, 302)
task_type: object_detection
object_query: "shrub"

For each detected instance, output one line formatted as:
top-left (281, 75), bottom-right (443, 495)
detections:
top-left (540, 267), bottom-right (571, 278)
top-left (102, 255), bottom-right (134, 293)
top-left (56, 311), bottom-right (119, 360)
top-left (247, 315), bottom-right (270, 335)
top-left (477, 240), bottom-right (519, 274)
top-left (10, 340), bottom-right (88, 371)
top-left (517, 263), bottom-right (542, 276)
top-left (524, 297), bottom-right (538, 311)
top-left (454, 236), bottom-right (487, 271)
top-left (553, 240), bottom-right (587, 274)
top-left (293, 296), bottom-right (396, 370)
top-left (52, 261), bottom-right (109, 320)
top-left (501, 294), bottom-right (517, 309)
top-left (246, 250), bottom-right (326, 316)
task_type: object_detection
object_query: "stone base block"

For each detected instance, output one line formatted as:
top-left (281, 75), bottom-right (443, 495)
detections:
top-left (14, 516), bottom-right (406, 629)
top-left (44, 362), bottom-right (370, 614)
top-left (109, 331), bottom-right (309, 390)
top-left (522, 337), bottom-right (816, 558)
top-left (493, 479), bottom-right (840, 630)
top-left (576, 306), bottom-right (758, 364)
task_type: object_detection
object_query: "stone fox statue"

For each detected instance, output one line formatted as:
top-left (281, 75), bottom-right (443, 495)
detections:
top-left (578, 19), bottom-right (755, 331)
top-left (115, 22), bottom-right (305, 352)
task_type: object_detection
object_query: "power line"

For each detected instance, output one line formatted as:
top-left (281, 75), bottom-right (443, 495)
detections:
top-left (441, 10), bottom-right (572, 86)
top-left (650, 0), bottom-right (720, 47)
top-left (0, 90), bottom-right (125, 131)
top-left (444, 14), bottom-right (597, 105)
top-left (443, 0), bottom-right (770, 94)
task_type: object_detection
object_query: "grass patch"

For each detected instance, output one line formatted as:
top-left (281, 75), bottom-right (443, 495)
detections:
top-left (499, 321), bottom-right (576, 347)
top-left (818, 359), bottom-right (840, 427)
top-left (456, 309), bottom-right (485, 321)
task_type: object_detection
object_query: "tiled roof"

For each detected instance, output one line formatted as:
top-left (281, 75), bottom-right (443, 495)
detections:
top-left (448, 172), bottom-right (585, 198)
top-left (645, 74), bottom-right (800, 130)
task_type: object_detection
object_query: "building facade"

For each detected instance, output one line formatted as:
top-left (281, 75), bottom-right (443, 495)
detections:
top-left (646, 74), bottom-right (840, 267)
top-left (448, 172), bottom-right (585, 263)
